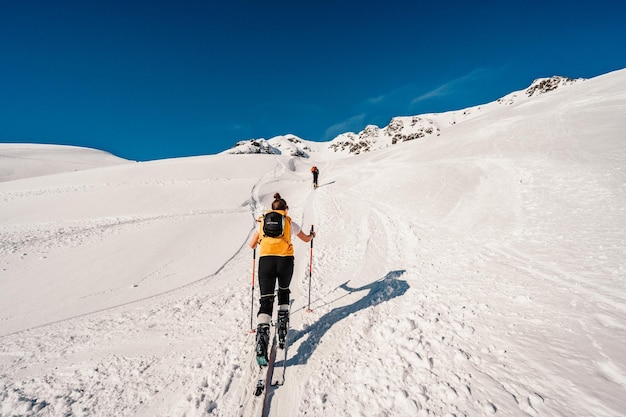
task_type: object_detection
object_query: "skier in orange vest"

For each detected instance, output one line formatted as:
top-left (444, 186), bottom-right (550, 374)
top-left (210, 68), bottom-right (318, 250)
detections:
top-left (311, 166), bottom-right (319, 189)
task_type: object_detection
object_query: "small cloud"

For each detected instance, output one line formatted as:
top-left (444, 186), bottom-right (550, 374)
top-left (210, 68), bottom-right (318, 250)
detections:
top-left (411, 68), bottom-right (490, 105)
top-left (365, 94), bottom-right (387, 105)
top-left (324, 114), bottom-right (366, 140)
top-left (364, 84), bottom-right (416, 107)
top-left (411, 85), bottom-right (449, 104)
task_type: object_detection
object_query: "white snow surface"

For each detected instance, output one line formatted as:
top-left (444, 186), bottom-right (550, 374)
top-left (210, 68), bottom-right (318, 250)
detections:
top-left (1, 69), bottom-right (626, 417)
top-left (0, 144), bottom-right (132, 183)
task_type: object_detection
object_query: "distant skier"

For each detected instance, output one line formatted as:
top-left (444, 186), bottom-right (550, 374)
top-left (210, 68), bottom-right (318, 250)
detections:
top-left (311, 166), bottom-right (319, 189)
top-left (249, 193), bottom-right (316, 365)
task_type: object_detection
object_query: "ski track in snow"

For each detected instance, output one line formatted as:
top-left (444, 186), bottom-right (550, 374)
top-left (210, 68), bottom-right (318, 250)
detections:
top-left (2, 71), bottom-right (626, 417)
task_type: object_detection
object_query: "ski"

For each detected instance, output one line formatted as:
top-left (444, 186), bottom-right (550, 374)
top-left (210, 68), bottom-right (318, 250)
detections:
top-left (271, 307), bottom-right (290, 386)
top-left (254, 330), bottom-right (277, 397)
top-left (271, 341), bottom-right (287, 386)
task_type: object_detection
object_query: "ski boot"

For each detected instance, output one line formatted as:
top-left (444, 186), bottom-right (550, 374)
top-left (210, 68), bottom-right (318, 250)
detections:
top-left (277, 310), bottom-right (289, 349)
top-left (256, 323), bottom-right (270, 367)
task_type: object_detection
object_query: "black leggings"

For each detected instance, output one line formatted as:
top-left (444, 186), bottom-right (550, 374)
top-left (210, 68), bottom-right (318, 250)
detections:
top-left (258, 255), bottom-right (294, 317)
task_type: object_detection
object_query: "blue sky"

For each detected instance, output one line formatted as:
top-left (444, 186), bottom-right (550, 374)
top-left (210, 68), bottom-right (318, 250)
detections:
top-left (1, 0), bottom-right (625, 161)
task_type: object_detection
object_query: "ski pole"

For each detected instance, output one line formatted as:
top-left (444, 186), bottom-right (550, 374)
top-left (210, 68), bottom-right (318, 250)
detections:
top-left (307, 225), bottom-right (314, 312)
top-left (250, 247), bottom-right (256, 333)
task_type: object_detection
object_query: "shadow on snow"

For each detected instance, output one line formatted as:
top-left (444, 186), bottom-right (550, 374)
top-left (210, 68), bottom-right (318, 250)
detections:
top-left (315, 180), bottom-right (335, 189)
top-left (285, 270), bottom-right (408, 367)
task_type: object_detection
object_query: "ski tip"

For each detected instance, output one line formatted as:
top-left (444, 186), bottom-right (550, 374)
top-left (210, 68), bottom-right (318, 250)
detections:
top-left (306, 308), bottom-right (313, 313)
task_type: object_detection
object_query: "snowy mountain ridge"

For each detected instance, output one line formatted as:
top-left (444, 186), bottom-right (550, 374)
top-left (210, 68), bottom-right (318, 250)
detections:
top-left (223, 75), bottom-right (585, 157)
top-left (220, 134), bottom-right (315, 158)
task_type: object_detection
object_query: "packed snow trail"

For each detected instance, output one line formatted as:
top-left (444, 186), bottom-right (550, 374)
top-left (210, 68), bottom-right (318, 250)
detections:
top-left (243, 158), bottom-right (320, 417)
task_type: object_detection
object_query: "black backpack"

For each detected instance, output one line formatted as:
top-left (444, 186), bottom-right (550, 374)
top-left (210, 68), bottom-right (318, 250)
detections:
top-left (263, 211), bottom-right (284, 237)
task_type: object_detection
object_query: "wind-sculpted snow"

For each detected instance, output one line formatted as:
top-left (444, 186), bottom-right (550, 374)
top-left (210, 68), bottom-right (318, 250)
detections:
top-left (1, 69), bottom-right (625, 417)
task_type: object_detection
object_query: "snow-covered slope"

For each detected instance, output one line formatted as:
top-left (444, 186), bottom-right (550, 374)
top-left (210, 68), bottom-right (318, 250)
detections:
top-left (0, 144), bottom-right (132, 182)
top-left (0, 69), bottom-right (625, 417)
